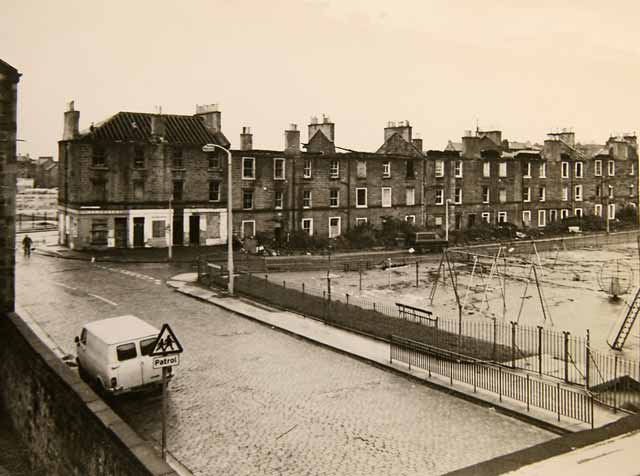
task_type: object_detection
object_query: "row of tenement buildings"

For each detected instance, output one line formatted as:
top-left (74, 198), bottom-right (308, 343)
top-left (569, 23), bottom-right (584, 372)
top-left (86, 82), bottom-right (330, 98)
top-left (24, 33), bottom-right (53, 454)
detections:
top-left (58, 102), bottom-right (639, 250)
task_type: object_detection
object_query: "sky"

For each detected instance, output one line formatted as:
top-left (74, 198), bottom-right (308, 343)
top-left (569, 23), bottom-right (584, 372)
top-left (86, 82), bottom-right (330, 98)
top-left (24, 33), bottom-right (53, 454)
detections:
top-left (3, 0), bottom-right (640, 159)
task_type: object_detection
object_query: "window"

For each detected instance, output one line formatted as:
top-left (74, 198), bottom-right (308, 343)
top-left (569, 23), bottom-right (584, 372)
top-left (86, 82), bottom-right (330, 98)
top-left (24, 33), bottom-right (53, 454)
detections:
top-left (482, 186), bottom-right (490, 204)
top-left (241, 220), bottom-right (255, 238)
top-left (173, 181), bottom-right (183, 201)
top-left (549, 210), bottom-right (558, 222)
top-left (242, 190), bottom-right (254, 209)
top-left (435, 160), bottom-right (444, 177)
top-left (140, 338), bottom-right (157, 357)
top-left (630, 163), bottom-right (635, 176)
top-left (207, 152), bottom-right (220, 170)
top-left (596, 185), bottom-right (602, 197)
top-left (522, 210), bottom-right (531, 226)
top-left (608, 160), bottom-right (615, 176)
top-left (539, 162), bottom-right (546, 178)
top-left (481, 212), bottom-right (491, 223)
top-left (454, 187), bottom-right (462, 204)
top-left (356, 188), bottom-right (367, 208)
top-left (117, 343), bottom-right (137, 362)
top-left (133, 180), bottom-right (144, 200)
top-left (498, 211), bottom-right (507, 223)
top-left (482, 161), bottom-right (490, 177)
top-left (209, 181), bottom-right (220, 202)
top-left (608, 203), bottom-right (616, 219)
top-left (524, 162), bottom-right (531, 178)
top-left (575, 161), bottom-right (583, 178)
top-left (499, 189), bottom-right (507, 203)
top-left (382, 187), bottom-right (392, 207)
top-left (594, 160), bottom-right (602, 177)
top-left (273, 158), bottom-right (285, 180)
top-left (303, 159), bottom-right (312, 178)
top-left (594, 204), bottom-right (602, 217)
top-left (561, 161), bottom-right (569, 178)
top-left (274, 191), bottom-right (284, 209)
top-left (90, 219), bottom-right (108, 245)
top-left (329, 189), bottom-right (339, 208)
top-left (355, 217), bottom-right (368, 226)
top-left (356, 161), bottom-right (367, 178)
top-left (405, 187), bottom-right (415, 206)
top-left (523, 186), bottom-right (531, 202)
top-left (538, 210), bottom-right (546, 227)
top-left (172, 147), bottom-right (183, 169)
top-left (434, 216), bottom-right (443, 226)
top-left (302, 218), bottom-right (313, 236)
top-left (608, 185), bottom-right (614, 199)
top-left (560, 209), bottom-right (569, 219)
top-left (630, 184), bottom-right (635, 197)
top-left (435, 189), bottom-right (444, 205)
top-left (406, 160), bottom-right (415, 179)
top-left (330, 160), bottom-right (340, 178)
top-left (134, 145), bottom-right (145, 168)
top-left (538, 186), bottom-right (546, 202)
top-left (405, 215), bottom-right (416, 224)
top-left (152, 220), bottom-right (165, 238)
top-left (242, 157), bottom-right (255, 179)
top-left (329, 217), bottom-right (341, 238)
top-left (92, 145), bottom-right (106, 167)
top-left (383, 161), bottom-right (391, 178)
top-left (574, 208), bottom-right (583, 218)
top-left (93, 180), bottom-right (107, 201)
top-left (454, 160), bottom-right (463, 178)
top-left (498, 162), bottom-right (507, 177)
top-left (574, 184), bottom-right (583, 201)
top-left (303, 190), bottom-right (312, 208)
top-left (562, 186), bottom-right (568, 201)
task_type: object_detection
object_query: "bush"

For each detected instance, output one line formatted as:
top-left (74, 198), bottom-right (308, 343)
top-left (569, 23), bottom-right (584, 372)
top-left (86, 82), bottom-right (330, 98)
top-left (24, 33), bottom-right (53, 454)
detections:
top-left (343, 222), bottom-right (379, 249)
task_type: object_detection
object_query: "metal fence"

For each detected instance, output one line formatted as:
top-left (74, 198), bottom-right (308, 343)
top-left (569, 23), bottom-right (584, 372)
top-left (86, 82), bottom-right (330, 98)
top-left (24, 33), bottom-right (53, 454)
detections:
top-left (200, 259), bottom-right (640, 412)
top-left (16, 212), bottom-right (58, 232)
top-left (390, 335), bottom-right (594, 426)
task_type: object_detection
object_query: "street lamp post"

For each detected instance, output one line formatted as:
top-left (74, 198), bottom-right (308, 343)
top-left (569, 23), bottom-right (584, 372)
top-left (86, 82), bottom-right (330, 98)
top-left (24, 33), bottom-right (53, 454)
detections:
top-left (203, 143), bottom-right (234, 295)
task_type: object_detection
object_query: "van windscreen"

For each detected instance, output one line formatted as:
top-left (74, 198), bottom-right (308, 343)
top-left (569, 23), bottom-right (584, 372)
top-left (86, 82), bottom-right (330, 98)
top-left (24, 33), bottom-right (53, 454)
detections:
top-left (140, 337), bottom-right (157, 356)
top-left (116, 343), bottom-right (137, 361)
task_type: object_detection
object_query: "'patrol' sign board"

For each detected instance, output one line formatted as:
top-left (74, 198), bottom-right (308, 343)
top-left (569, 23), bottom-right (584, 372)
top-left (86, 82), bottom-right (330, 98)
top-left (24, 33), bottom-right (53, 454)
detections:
top-left (150, 323), bottom-right (184, 357)
top-left (153, 354), bottom-right (180, 369)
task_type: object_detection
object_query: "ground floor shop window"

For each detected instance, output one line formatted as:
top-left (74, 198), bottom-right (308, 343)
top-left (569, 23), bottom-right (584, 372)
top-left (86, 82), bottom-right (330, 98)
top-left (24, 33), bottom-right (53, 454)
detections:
top-left (91, 219), bottom-right (108, 245)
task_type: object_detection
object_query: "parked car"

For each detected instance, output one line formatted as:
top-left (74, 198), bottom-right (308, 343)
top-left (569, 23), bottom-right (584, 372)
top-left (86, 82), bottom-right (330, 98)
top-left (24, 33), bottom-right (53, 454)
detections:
top-left (75, 315), bottom-right (168, 396)
top-left (406, 231), bottom-right (448, 254)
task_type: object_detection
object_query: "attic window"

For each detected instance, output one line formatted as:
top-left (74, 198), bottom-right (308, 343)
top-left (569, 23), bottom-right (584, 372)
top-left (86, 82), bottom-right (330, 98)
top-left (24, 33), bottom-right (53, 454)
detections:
top-left (406, 160), bottom-right (415, 179)
top-left (134, 145), bottom-right (145, 168)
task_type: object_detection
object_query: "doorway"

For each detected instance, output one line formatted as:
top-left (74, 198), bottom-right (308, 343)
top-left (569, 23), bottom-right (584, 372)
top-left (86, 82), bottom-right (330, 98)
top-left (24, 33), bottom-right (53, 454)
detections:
top-left (467, 213), bottom-right (476, 228)
top-left (133, 217), bottom-right (145, 247)
top-left (189, 215), bottom-right (200, 245)
top-left (114, 218), bottom-right (127, 248)
top-left (173, 211), bottom-right (183, 246)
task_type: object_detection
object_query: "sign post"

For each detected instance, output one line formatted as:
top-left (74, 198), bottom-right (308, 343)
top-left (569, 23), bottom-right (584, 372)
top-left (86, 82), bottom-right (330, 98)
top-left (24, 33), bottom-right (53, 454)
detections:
top-left (149, 323), bottom-right (184, 460)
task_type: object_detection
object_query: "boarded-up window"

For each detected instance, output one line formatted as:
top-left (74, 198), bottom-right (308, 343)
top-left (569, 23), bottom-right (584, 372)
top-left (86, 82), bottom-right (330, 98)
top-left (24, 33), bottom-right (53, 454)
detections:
top-left (356, 161), bottom-right (367, 178)
top-left (152, 220), bottom-right (165, 238)
top-left (206, 213), bottom-right (220, 238)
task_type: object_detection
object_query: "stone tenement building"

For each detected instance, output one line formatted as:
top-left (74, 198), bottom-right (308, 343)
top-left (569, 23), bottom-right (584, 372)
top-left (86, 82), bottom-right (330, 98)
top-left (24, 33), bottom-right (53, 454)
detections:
top-left (0, 59), bottom-right (20, 313)
top-left (57, 100), bottom-right (638, 250)
top-left (427, 129), bottom-right (638, 231)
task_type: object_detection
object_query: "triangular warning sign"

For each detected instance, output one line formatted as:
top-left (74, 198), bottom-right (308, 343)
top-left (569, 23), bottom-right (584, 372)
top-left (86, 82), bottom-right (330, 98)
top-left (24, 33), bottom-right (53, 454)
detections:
top-left (150, 323), bottom-right (184, 356)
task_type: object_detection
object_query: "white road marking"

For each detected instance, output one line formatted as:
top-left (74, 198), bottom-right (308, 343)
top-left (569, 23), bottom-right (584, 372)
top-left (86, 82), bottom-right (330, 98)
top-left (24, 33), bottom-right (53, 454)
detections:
top-left (52, 282), bottom-right (77, 291)
top-left (95, 265), bottom-right (162, 285)
top-left (88, 293), bottom-right (118, 306)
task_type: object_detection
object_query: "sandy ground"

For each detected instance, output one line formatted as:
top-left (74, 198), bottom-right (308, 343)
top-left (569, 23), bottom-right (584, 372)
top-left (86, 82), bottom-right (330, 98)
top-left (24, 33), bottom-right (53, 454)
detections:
top-left (268, 243), bottom-right (640, 360)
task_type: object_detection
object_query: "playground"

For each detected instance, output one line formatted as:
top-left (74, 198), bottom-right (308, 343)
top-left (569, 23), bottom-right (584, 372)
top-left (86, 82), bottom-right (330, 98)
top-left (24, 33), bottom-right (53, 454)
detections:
top-left (266, 241), bottom-right (640, 360)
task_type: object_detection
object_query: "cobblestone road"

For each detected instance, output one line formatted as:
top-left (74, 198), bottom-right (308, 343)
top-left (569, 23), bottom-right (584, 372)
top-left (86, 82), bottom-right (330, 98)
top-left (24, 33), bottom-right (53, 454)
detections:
top-left (16, 253), bottom-right (554, 475)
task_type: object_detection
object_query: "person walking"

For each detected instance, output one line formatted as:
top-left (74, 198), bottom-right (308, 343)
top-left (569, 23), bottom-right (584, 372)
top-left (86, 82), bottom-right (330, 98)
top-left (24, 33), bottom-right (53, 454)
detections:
top-left (22, 235), bottom-right (33, 257)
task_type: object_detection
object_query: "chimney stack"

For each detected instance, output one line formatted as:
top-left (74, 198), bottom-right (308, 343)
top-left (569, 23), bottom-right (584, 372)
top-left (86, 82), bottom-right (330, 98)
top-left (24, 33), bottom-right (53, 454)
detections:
top-left (195, 103), bottom-right (222, 133)
top-left (308, 114), bottom-right (335, 142)
top-left (285, 123), bottom-right (300, 153)
top-left (412, 138), bottom-right (423, 153)
top-left (384, 120), bottom-right (412, 143)
top-left (151, 114), bottom-right (166, 138)
top-left (63, 101), bottom-right (80, 140)
top-left (240, 126), bottom-right (253, 151)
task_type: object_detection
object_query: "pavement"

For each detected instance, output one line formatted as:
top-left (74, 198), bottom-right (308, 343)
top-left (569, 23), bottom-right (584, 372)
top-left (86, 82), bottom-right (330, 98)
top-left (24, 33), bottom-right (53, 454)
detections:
top-left (167, 273), bottom-right (625, 435)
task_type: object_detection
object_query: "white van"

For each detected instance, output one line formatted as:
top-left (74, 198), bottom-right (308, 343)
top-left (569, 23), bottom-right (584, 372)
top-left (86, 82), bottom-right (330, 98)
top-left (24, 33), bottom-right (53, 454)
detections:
top-left (75, 315), bottom-right (168, 396)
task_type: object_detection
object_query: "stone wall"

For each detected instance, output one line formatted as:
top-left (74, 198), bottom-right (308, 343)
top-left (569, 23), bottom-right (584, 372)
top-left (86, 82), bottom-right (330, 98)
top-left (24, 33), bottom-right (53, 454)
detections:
top-left (0, 312), bottom-right (177, 476)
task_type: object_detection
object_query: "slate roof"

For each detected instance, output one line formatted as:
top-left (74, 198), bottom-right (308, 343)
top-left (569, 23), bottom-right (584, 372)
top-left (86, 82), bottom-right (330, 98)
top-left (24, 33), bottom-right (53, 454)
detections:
top-left (445, 141), bottom-right (463, 152)
top-left (80, 112), bottom-right (230, 147)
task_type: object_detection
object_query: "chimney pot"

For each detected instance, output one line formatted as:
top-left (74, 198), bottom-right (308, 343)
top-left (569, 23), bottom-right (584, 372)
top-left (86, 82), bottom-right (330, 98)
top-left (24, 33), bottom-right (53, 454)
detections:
top-left (240, 126), bottom-right (253, 151)
top-left (63, 101), bottom-right (80, 140)
top-left (196, 103), bottom-right (222, 133)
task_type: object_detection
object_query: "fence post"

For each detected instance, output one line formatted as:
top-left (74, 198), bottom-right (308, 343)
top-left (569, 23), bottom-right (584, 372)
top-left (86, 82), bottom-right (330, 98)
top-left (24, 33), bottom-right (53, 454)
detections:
top-left (427, 351), bottom-right (431, 378)
top-left (346, 293), bottom-right (349, 306)
top-left (492, 318), bottom-right (497, 361)
top-left (373, 302), bottom-right (376, 313)
top-left (499, 367), bottom-right (502, 402)
top-left (511, 321), bottom-right (517, 369)
top-left (415, 261), bottom-right (419, 287)
top-left (302, 282), bottom-right (305, 295)
top-left (359, 263), bottom-right (363, 292)
top-left (283, 280), bottom-right (286, 289)
top-left (590, 394), bottom-right (594, 429)
top-left (537, 325), bottom-right (543, 376)
top-left (585, 329), bottom-right (590, 390)
top-left (563, 331), bottom-right (570, 383)
top-left (557, 382), bottom-right (561, 422)
top-left (614, 355), bottom-right (618, 413)
top-left (526, 374), bottom-right (530, 411)
top-left (450, 357), bottom-right (453, 386)
top-left (473, 364), bottom-right (477, 393)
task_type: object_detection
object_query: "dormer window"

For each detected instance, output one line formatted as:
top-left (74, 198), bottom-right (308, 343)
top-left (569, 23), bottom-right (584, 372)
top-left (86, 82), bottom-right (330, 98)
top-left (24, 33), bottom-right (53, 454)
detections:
top-left (134, 145), bottom-right (145, 168)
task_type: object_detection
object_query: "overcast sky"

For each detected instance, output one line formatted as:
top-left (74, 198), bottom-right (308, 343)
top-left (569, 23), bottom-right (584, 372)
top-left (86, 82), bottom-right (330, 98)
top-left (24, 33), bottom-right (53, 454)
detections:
top-left (3, 0), bottom-right (640, 158)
